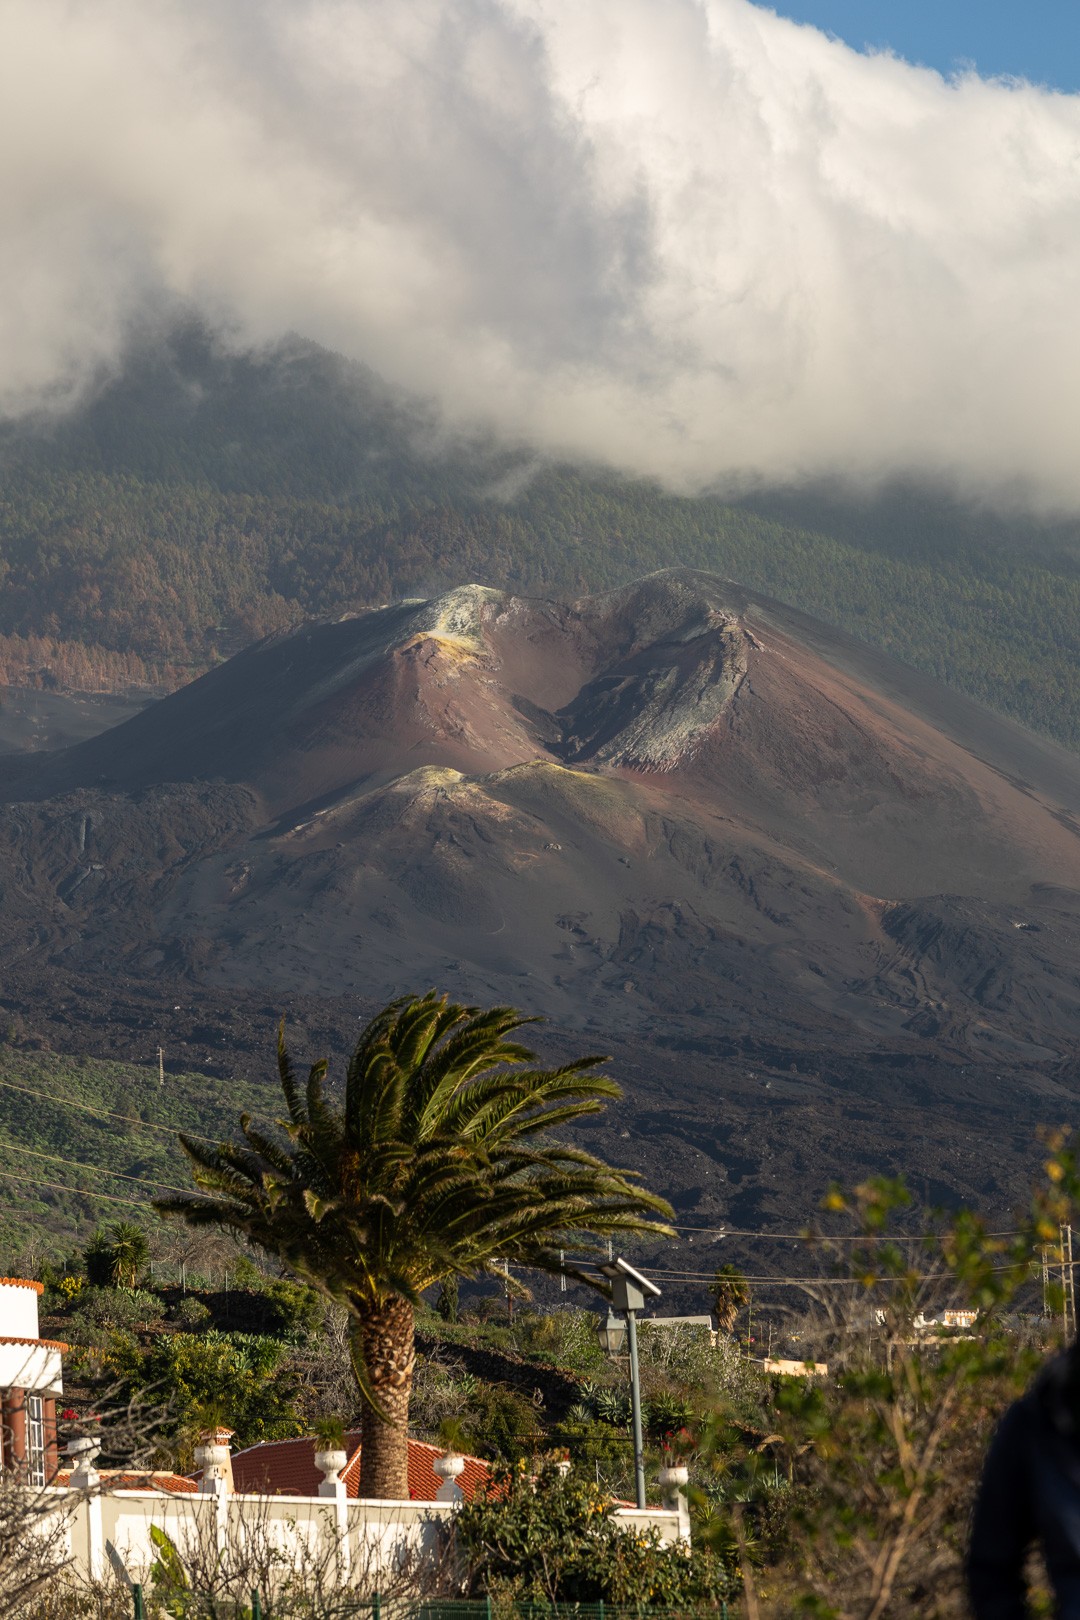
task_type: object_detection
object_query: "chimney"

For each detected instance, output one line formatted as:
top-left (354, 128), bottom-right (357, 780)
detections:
top-left (194, 1426), bottom-right (235, 1496)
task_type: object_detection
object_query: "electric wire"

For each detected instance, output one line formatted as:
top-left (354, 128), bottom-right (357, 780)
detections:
top-left (667, 1221), bottom-right (1023, 1241)
top-left (0, 1141), bottom-right (193, 1197)
top-left (0, 1167), bottom-right (157, 1210)
top-left (634, 1258), bottom-right (1028, 1284)
top-left (0, 1075), bottom-right (1031, 1247)
top-left (0, 1075), bottom-right (221, 1142)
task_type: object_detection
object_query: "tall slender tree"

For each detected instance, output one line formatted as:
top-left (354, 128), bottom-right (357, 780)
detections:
top-left (711, 1263), bottom-right (750, 1336)
top-left (157, 993), bottom-right (674, 1498)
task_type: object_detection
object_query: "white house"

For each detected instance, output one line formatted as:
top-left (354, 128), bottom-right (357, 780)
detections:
top-left (15, 1297), bottom-right (686, 1588)
top-left (0, 1276), bottom-right (65, 1484)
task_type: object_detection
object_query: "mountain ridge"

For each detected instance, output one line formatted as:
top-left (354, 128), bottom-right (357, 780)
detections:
top-left (0, 569), bottom-right (1078, 1268)
top-left (3, 568), bottom-right (1079, 1064)
top-left (2, 327), bottom-right (1080, 751)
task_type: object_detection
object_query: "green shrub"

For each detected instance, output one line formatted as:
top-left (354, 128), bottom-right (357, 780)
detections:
top-left (552, 1415), bottom-right (631, 1475)
top-left (638, 1323), bottom-right (764, 1423)
top-left (646, 1391), bottom-right (696, 1440)
top-left (172, 1297), bottom-right (211, 1329)
top-left (231, 1256), bottom-right (265, 1290)
top-left (463, 1384), bottom-right (540, 1463)
top-left (262, 1277), bottom-right (322, 1340)
top-left (517, 1309), bottom-right (607, 1373)
top-left (456, 1460), bottom-right (734, 1606)
top-left (138, 1331), bottom-right (303, 1451)
top-left (227, 1258), bottom-right (322, 1340)
top-left (66, 1286), bottom-right (165, 1338)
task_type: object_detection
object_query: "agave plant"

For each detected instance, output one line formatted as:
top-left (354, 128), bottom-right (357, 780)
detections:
top-left (157, 992), bottom-right (674, 1498)
top-left (593, 1388), bottom-right (632, 1428)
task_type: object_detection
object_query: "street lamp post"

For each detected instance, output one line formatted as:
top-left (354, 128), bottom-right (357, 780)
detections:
top-left (596, 1257), bottom-right (661, 1511)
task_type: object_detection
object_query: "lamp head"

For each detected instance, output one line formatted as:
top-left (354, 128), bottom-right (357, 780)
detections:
top-left (597, 1308), bottom-right (628, 1357)
top-left (598, 1255), bottom-right (661, 1315)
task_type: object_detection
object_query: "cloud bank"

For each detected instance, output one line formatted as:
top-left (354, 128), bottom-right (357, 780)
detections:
top-left (4, 0), bottom-right (1080, 504)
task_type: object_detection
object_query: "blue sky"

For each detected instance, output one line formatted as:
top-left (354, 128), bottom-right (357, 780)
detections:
top-left (767, 2), bottom-right (1080, 91)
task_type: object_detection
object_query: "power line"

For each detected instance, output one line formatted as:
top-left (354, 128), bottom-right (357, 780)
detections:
top-left (0, 1076), bottom-right (1030, 1250)
top-left (667, 1221), bottom-right (1023, 1242)
top-left (0, 1167), bottom-right (1043, 1285)
top-left (0, 1075), bottom-right (220, 1142)
top-left (642, 1262), bottom-right (1024, 1285)
top-left (0, 1141), bottom-right (193, 1197)
top-left (0, 1167), bottom-right (158, 1211)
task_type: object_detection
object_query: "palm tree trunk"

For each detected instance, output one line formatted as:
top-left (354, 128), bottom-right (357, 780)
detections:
top-left (351, 1298), bottom-right (416, 1499)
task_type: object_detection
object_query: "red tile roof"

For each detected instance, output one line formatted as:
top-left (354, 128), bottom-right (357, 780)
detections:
top-left (231, 1434), bottom-right (492, 1502)
top-left (0, 1335), bottom-right (68, 1350)
top-left (55, 1470), bottom-right (198, 1494)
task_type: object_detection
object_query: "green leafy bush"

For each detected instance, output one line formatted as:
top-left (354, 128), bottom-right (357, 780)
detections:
top-left (456, 1459), bottom-right (734, 1606)
top-left (463, 1385), bottom-right (541, 1463)
top-left (261, 1277), bottom-right (322, 1340)
top-left (172, 1297), bottom-right (211, 1329)
top-left (66, 1286), bottom-right (165, 1338)
top-left (126, 1331), bottom-right (303, 1451)
top-left (551, 1415), bottom-right (631, 1476)
top-left (228, 1258), bottom-right (322, 1339)
top-left (516, 1309), bottom-right (608, 1374)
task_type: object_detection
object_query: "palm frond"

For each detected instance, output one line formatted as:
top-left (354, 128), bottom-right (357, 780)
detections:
top-left (276, 1021), bottom-right (306, 1124)
top-left (159, 991), bottom-right (676, 1425)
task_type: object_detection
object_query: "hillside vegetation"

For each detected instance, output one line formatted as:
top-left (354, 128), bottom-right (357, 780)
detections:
top-left (1, 328), bottom-right (1080, 746)
top-left (0, 1044), bottom-right (267, 1258)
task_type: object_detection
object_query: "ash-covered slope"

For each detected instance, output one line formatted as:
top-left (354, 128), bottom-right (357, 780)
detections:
top-left (3, 569), bottom-right (1080, 1073)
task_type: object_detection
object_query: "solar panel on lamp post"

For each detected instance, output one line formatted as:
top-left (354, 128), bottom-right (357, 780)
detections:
top-left (595, 1257), bottom-right (660, 1511)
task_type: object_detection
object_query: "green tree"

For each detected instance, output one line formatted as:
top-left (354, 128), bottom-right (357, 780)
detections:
top-left (83, 1221), bottom-right (149, 1290)
top-left (157, 992), bottom-right (674, 1498)
top-left (107, 1222), bottom-right (150, 1290)
top-left (435, 1275), bottom-right (459, 1324)
top-left (138, 1331), bottom-right (300, 1454)
top-left (711, 1263), bottom-right (750, 1335)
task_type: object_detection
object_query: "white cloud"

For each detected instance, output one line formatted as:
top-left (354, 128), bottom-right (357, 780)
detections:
top-left (3, 0), bottom-right (1080, 504)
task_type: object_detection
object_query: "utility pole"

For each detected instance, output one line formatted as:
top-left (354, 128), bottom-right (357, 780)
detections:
top-left (626, 1306), bottom-right (645, 1509)
top-left (1062, 1225), bottom-right (1077, 1341)
top-left (158, 1047), bottom-right (165, 1088)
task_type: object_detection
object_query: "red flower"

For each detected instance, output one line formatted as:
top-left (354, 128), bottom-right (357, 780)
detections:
top-left (60, 1409), bottom-right (78, 1421)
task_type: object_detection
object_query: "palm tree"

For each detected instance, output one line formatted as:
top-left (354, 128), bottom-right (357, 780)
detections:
top-left (712, 1263), bottom-right (750, 1335)
top-left (85, 1222), bottom-right (149, 1290)
top-left (156, 993), bottom-right (674, 1498)
top-left (108, 1222), bottom-right (149, 1290)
